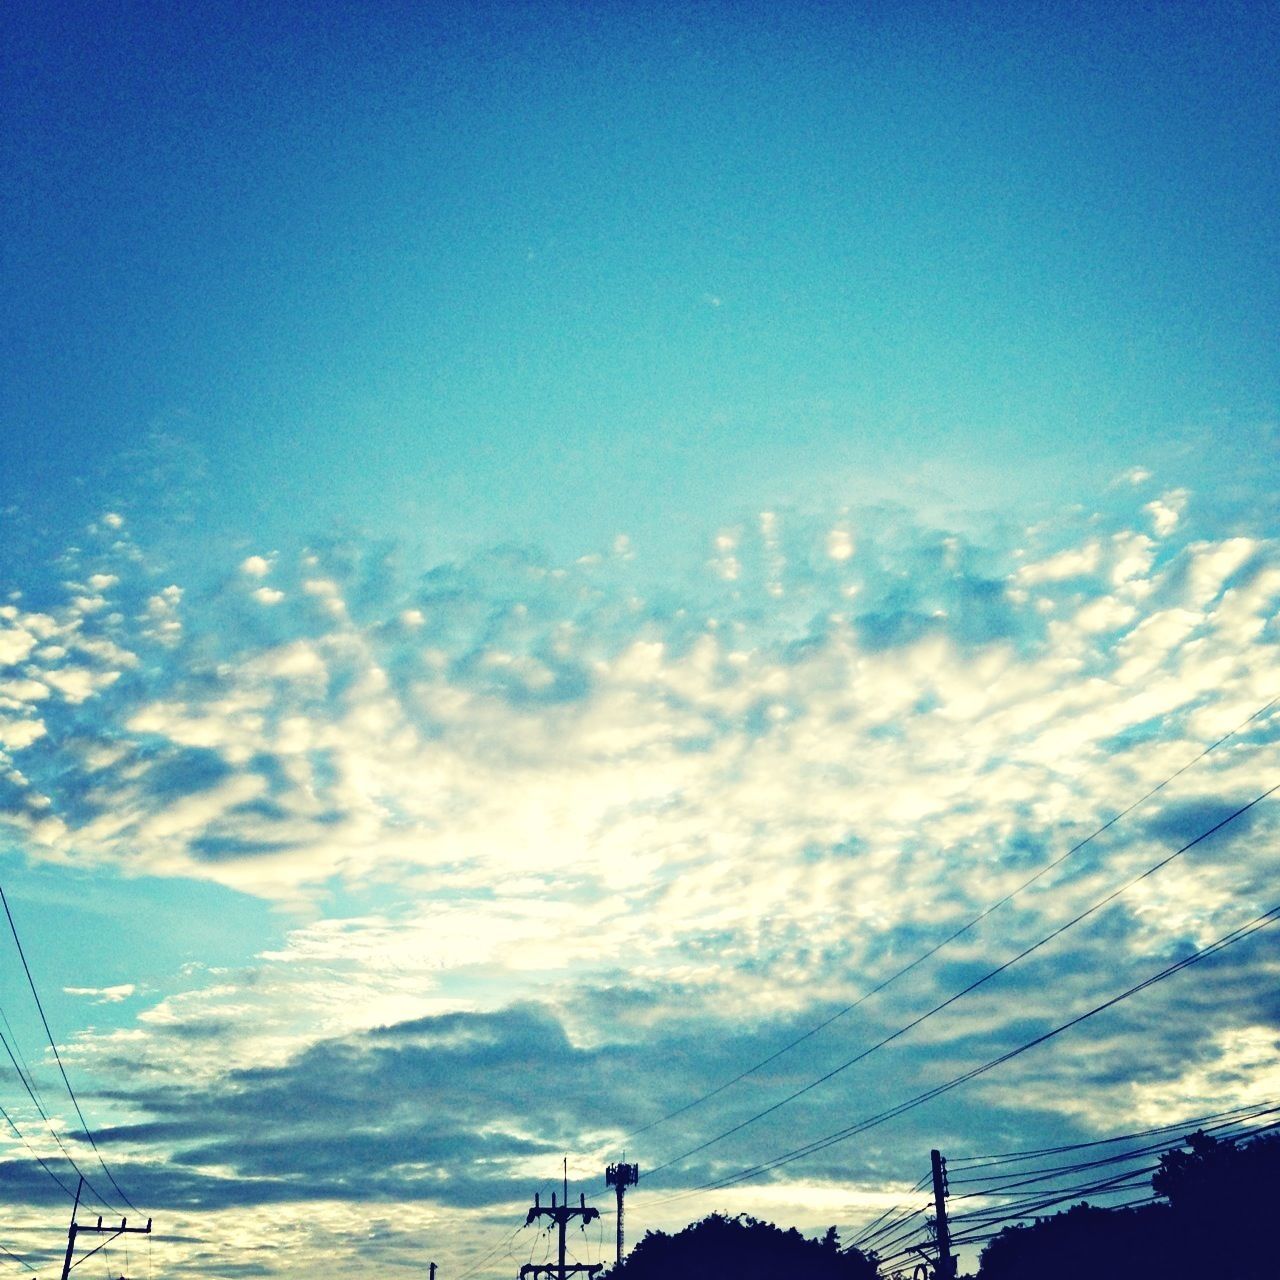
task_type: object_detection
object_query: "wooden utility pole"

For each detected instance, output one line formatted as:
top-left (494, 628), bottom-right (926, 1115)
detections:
top-left (60, 1179), bottom-right (153, 1280)
top-left (604, 1162), bottom-right (638, 1264)
top-left (519, 1164), bottom-right (602, 1280)
top-left (930, 1149), bottom-right (955, 1280)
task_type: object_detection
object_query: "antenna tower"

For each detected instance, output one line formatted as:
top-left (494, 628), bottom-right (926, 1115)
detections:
top-left (604, 1162), bottom-right (639, 1263)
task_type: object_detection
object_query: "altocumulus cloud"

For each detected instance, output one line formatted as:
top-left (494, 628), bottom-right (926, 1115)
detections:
top-left (0, 478), bottom-right (1278, 1278)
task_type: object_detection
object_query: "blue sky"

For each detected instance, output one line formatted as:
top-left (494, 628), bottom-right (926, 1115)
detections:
top-left (1, 2), bottom-right (1279, 1277)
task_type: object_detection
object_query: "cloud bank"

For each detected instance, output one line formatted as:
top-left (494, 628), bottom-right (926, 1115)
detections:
top-left (0, 476), bottom-right (1277, 1278)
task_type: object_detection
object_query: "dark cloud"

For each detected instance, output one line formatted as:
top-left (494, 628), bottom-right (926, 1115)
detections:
top-left (1144, 796), bottom-right (1264, 849)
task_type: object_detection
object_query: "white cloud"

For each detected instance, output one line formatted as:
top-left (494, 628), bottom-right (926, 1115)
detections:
top-left (42, 666), bottom-right (120, 703)
top-left (1144, 488), bottom-right (1188, 537)
top-left (826, 527), bottom-right (855, 561)
top-left (0, 716), bottom-right (46, 750)
top-left (143, 584), bottom-right (184, 643)
top-left (0, 678), bottom-right (49, 705)
top-left (1015, 541), bottom-right (1101, 584)
top-left (253, 586), bottom-right (286, 605)
top-left (64, 983), bottom-right (136, 1003)
top-left (6, 493), bottom-right (1280, 1276)
top-left (0, 625), bottom-right (38, 666)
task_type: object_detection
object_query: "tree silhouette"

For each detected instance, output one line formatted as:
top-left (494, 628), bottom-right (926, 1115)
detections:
top-left (604, 1212), bottom-right (879, 1280)
top-left (1151, 1129), bottom-right (1280, 1278)
top-left (974, 1200), bottom-right (1171, 1279)
top-left (975, 1130), bottom-right (1280, 1280)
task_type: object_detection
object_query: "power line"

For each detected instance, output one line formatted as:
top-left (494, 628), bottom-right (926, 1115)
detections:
top-left (651, 898), bottom-right (1280, 1202)
top-left (626, 694), bottom-right (1278, 1142)
top-left (0, 1025), bottom-right (114, 1208)
top-left (454, 1224), bottom-right (527, 1280)
top-left (0, 1098), bottom-right (79, 1200)
top-left (950, 1166), bottom-right (1160, 1226)
top-left (883, 1190), bottom-right (1166, 1267)
top-left (0, 884), bottom-right (140, 1215)
top-left (951, 1113), bottom-right (1280, 1198)
top-left (852, 1200), bottom-right (931, 1251)
top-left (709, 903), bottom-right (1280, 1195)
top-left (0, 1004), bottom-right (45, 1112)
top-left (859, 1204), bottom-right (933, 1256)
top-left (848, 1179), bottom-right (932, 1249)
top-left (942, 1114), bottom-right (1280, 1248)
top-left (0, 1244), bottom-right (39, 1275)
top-left (646, 782), bottom-right (1277, 1178)
top-left (865, 1213), bottom-right (936, 1254)
top-left (950, 1097), bottom-right (1280, 1169)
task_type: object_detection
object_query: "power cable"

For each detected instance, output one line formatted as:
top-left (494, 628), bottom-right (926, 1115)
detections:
top-left (0, 1026), bottom-right (114, 1208)
top-left (950, 1166), bottom-right (1159, 1226)
top-left (0, 885), bottom-right (140, 1214)
top-left (853, 1201), bottom-right (931, 1252)
top-left (882, 1189), bottom-right (1165, 1269)
top-left (0, 1099), bottom-right (79, 1199)
top-left (0, 1004), bottom-right (46, 1110)
top-left (69, 1231), bottom-right (125, 1272)
top-left (950, 1097), bottom-right (1280, 1170)
top-left (947, 1115), bottom-right (1280, 1243)
top-left (453, 1222), bottom-right (528, 1280)
top-left (851, 1187), bottom-right (931, 1244)
top-left (952, 1113), bottom-right (1280, 1200)
top-left (647, 783), bottom-right (1277, 1177)
top-left (861, 1205), bottom-right (934, 1257)
top-left (871, 1215), bottom-right (943, 1268)
top-left (849, 1179), bottom-right (931, 1248)
top-left (651, 897), bottom-right (1280, 1201)
top-left (626, 694), bottom-right (1278, 1143)
top-left (942, 1186), bottom-right (1163, 1251)
top-left (956, 1113), bottom-right (1280, 1189)
top-left (859, 1109), bottom-right (1280, 1266)
top-left (0, 1245), bottom-right (38, 1275)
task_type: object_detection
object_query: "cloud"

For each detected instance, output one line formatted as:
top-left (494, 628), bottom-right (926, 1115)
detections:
top-left (1145, 489), bottom-right (1188, 537)
top-left (1, 480), bottom-right (1278, 1280)
top-left (825, 528), bottom-right (855, 561)
top-left (65, 984), bottom-right (137, 1003)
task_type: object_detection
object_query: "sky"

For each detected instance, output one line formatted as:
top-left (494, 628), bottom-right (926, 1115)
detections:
top-left (1, 1), bottom-right (1278, 1276)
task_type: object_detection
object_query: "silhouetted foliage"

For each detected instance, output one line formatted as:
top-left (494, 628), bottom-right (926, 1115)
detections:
top-left (605, 1212), bottom-right (879, 1280)
top-left (975, 1130), bottom-right (1280, 1280)
top-left (1152, 1130), bottom-right (1280, 1278)
top-left (975, 1200), bottom-right (1172, 1279)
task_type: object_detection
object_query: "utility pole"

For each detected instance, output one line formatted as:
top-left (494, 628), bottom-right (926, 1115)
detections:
top-left (930, 1149), bottom-right (955, 1280)
top-left (519, 1164), bottom-right (603, 1280)
top-left (604, 1163), bottom-right (638, 1264)
top-left (60, 1179), bottom-right (153, 1280)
